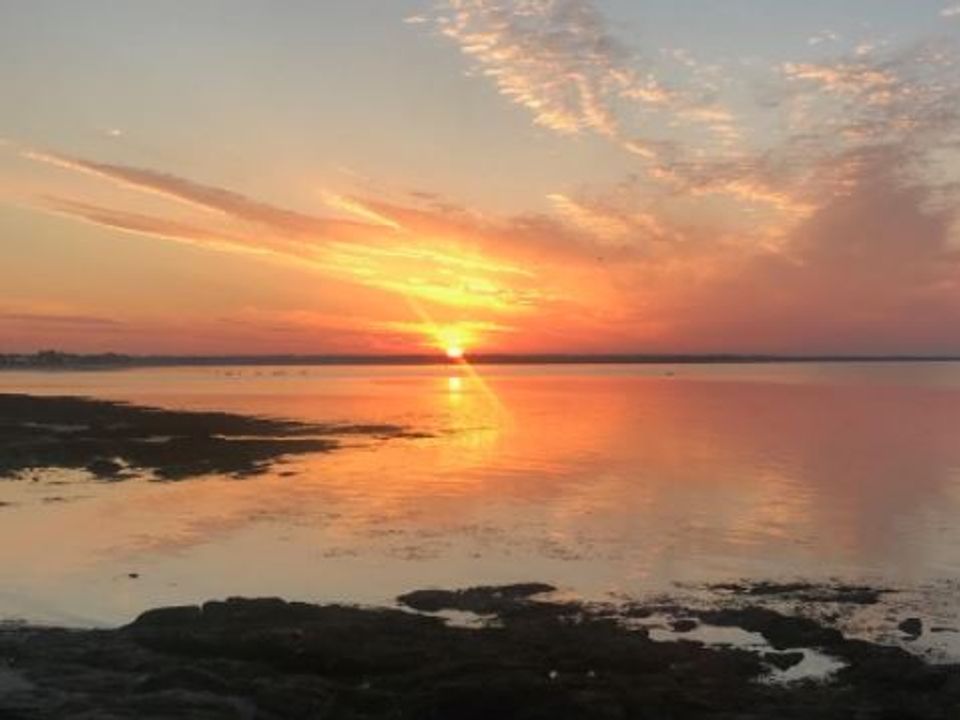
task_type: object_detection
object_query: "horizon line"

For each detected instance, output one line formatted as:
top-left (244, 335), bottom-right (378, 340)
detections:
top-left (3, 350), bottom-right (960, 368)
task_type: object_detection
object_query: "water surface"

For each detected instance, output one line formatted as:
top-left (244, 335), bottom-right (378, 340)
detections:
top-left (1, 362), bottom-right (959, 627)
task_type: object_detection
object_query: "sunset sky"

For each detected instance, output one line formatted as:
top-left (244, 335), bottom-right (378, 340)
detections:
top-left (1, 0), bottom-right (959, 355)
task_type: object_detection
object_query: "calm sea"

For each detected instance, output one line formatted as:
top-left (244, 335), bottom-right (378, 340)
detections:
top-left (2, 362), bottom-right (960, 627)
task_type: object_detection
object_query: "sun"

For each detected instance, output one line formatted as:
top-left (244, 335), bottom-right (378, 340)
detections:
top-left (428, 323), bottom-right (473, 361)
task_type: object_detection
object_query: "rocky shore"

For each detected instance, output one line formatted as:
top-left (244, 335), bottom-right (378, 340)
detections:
top-left (0, 583), bottom-right (957, 719)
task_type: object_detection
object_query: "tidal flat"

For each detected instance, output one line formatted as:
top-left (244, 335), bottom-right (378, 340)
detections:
top-left (0, 393), bottom-right (415, 481)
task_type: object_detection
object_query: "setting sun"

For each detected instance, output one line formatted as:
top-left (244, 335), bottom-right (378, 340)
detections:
top-left (427, 323), bottom-right (477, 360)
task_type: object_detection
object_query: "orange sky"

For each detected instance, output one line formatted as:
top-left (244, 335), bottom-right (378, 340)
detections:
top-left (1, 1), bottom-right (959, 355)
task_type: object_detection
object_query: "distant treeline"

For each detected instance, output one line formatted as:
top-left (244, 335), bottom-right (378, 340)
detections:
top-left (2, 350), bottom-right (959, 369)
top-left (1, 351), bottom-right (137, 368)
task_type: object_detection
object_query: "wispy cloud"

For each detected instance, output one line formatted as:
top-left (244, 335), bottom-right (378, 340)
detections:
top-left (649, 152), bottom-right (960, 353)
top-left (422, 1), bottom-right (804, 212)
top-left (0, 311), bottom-right (123, 328)
top-left (0, 305), bottom-right (132, 353)
top-left (21, 150), bottom-right (556, 329)
top-left (547, 192), bottom-right (677, 247)
top-left (40, 196), bottom-right (265, 256)
top-left (783, 62), bottom-right (897, 105)
top-left (428, 0), bottom-right (671, 157)
top-left (24, 151), bottom-right (370, 241)
top-left (445, 0), bottom-right (668, 124)
top-left (808, 30), bottom-right (841, 46)
top-left (424, 0), bottom-right (960, 234)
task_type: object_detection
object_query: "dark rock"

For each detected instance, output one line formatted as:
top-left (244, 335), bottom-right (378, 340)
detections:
top-left (397, 582), bottom-right (557, 614)
top-left (708, 581), bottom-right (890, 605)
top-left (135, 667), bottom-right (233, 696)
top-left (697, 607), bottom-right (844, 650)
top-left (621, 605), bottom-right (653, 619)
top-left (671, 619), bottom-right (698, 633)
top-left (85, 458), bottom-right (125, 478)
top-left (133, 605), bottom-right (203, 627)
top-left (763, 651), bottom-right (805, 670)
top-left (252, 678), bottom-right (335, 718)
top-left (124, 688), bottom-right (255, 719)
top-left (899, 618), bottom-right (923, 637)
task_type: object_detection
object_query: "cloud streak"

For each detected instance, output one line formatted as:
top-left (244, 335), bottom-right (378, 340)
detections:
top-left (25, 151), bottom-right (371, 242)
top-left (0, 311), bottom-right (123, 328)
top-left (22, 150), bottom-right (558, 329)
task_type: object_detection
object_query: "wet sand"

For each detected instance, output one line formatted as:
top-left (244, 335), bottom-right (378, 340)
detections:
top-left (0, 583), bottom-right (958, 719)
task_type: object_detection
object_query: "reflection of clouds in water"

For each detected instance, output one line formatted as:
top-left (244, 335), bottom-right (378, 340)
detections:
top-left (43, 374), bottom-right (960, 576)
top-left (2, 365), bottom-right (960, 624)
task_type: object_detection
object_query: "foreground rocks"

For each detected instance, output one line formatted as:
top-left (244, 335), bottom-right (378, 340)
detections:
top-left (0, 585), bottom-right (958, 719)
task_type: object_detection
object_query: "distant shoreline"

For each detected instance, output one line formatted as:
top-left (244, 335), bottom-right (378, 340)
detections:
top-left (2, 351), bottom-right (960, 370)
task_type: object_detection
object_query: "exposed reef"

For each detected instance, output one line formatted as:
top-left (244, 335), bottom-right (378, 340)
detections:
top-left (0, 394), bottom-right (415, 481)
top-left (707, 581), bottom-right (892, 605)
top-left (0, 584), bottom-right (958, 719)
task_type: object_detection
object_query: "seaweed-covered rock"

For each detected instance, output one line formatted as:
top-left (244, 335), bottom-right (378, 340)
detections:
top-left (696, 606), bottom-right (845, 650)
top-left (397, 582), bottom-right (557, 614)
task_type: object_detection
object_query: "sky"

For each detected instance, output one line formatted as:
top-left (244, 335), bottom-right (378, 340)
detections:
top-left (1, 0), bottom-right (959, 356)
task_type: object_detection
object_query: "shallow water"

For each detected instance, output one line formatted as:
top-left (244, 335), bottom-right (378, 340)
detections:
top-left (1, 362), bottom-right (960, 629)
